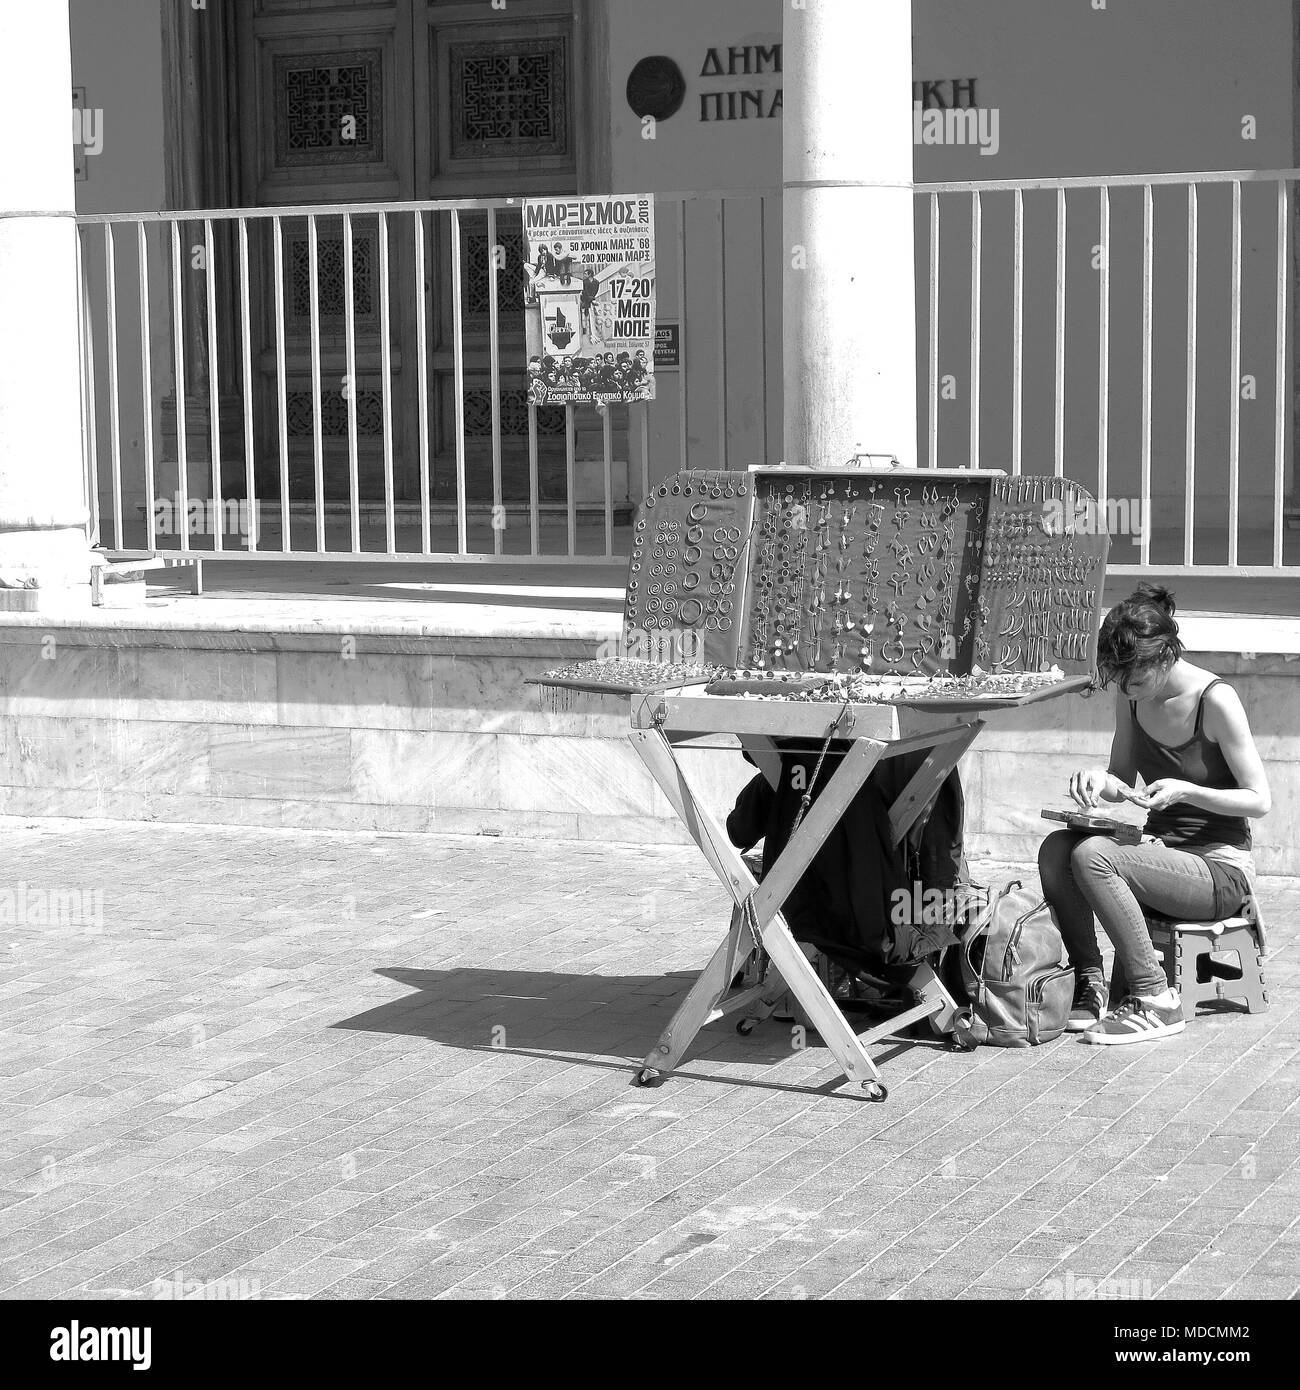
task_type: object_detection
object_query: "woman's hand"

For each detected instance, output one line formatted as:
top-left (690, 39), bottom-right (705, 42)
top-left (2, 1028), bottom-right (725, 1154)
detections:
top-left (1068, 768), bottom-right (1117, 809)
top-left (1140, 778), bottom-right (1197, 813)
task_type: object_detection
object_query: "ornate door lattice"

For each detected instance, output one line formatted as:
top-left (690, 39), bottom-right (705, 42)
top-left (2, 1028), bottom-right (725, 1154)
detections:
top-left (286, 230), bottom-right (379, 326)
top-left (273, 51), bottom-right (384, 168)
top-left (285, 390), bottom-right (385, 438)
top-left (464, 389), bottom-right (565, 438)
top-left (450, 39), bottom-right (568, 159)
top-left (461, 220), bottom-right (528, 321)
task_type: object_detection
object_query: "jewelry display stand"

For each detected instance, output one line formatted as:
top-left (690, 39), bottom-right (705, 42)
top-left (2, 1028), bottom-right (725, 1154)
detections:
top-left (533, 465), bottom-right (1110, 1100)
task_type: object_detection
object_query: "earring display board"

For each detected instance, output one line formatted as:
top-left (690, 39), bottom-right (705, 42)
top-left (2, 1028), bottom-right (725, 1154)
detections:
top-left (528, 469), bottom-right (751, 697)
top-left (736, 471), bottom-right (988, 676)
top-left (624, 468), bottom-right (753, 669)
top-left (975, 474), bottom-right (1107, 676)
top-left (529, 466), bottom-right (1110, 712)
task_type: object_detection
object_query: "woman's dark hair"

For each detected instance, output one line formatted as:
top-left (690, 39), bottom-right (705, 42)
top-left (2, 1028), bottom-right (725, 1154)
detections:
top-left (1096, 583), bottom-right (1184, 693)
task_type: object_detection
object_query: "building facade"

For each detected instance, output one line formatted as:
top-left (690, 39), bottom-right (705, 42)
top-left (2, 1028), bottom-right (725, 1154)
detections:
top-left (67, 0), bottom-right (1299, 558)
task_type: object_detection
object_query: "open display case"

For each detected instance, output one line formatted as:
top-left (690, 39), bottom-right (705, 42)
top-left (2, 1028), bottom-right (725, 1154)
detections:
top-left (534, 465), bottom-right (1109, 711)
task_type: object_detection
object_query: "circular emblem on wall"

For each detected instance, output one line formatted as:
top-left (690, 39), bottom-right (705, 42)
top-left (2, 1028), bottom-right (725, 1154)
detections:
top-left (626, 56), bottom-right (687, 121)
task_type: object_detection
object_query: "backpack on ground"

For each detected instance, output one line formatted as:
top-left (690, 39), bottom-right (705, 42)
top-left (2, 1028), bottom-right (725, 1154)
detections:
top-left (956, 879), bottom-right (1075, 1047)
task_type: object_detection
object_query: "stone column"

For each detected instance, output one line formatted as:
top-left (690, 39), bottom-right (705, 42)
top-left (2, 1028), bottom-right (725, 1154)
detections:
top-left (0, 3), bottom-right (93, 608)
top-left (783, 0), bottom-right (917, 469)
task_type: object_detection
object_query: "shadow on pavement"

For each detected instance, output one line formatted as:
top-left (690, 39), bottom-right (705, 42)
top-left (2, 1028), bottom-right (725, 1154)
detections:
top-left (330, 965), bottom-right (950, 1099)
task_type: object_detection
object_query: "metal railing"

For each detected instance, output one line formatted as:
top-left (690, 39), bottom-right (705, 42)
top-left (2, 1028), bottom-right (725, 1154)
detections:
top-left (73, 190), bottom-right (779, 566)
top-left (70, 171), bottom-right (1300, 576)
top-left (916, 168), bottom-right (1300, 575)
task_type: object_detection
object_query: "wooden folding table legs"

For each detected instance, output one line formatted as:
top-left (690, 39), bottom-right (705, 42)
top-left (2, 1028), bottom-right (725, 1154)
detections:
top-left (628, 727), bottom-right (894, 1100)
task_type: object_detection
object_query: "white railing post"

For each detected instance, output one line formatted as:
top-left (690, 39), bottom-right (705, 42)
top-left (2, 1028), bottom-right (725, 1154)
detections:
top-left (602, 404), bottom-right (614, 559)
top-left (487, 206), bottom-right (504, 557)
top-left (759, 196), bottom-right (770, 467)
top-left (272, 215), bottom-right (291, 553)
top-left (413, 209), bottom-right (432, 557)
top-left (76, 227), bottom-right (101, 548)
top-left (203, 217), bottom-right (222, 553)
top-left (378, 210), bottom-right (395, 555)
top-left (1274, 179), bottom-right (1289, 569)
top-left (1228, 180), bottom-right (1242, 568)
top-left (1140, 185), bottom-right (1153, 569)
top-left (1054, 187), bottom-right (1067, 479)
top-left (969, 190), bottom-right (982, 472)
top-left (716, 200), bottom-right (727, 471)
top-left (450, 208), bottom-right (467, 556)
top-left (169, 220), bottom-right (189, 554)
top-left (1011, 188), bottom-right (1022, 477)
top-left (676, 200), bottom-right (688, 473)
top-left (307, 214), bottom-right (325, 553)
top-left (928, 192), bottom-right (939, 470)
top-left (1185, 184), bottom-right (1198, 566)
top-left (137, 223), bottom-right (157, 552)
top-left (236, 217), bottom-right (256, 551)
top-left (1097, 187), bottom-right (1110, 510)
top-left (103, 223), bottom-right (123, 549)
top-left (565, 403), bottom-right (576, 557)
top-left (343, 211), bottom-right (360, 554)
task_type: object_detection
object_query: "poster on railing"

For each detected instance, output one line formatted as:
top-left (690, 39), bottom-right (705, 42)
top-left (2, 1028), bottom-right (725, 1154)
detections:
top-left (522, 194), bottom-right (657, 406)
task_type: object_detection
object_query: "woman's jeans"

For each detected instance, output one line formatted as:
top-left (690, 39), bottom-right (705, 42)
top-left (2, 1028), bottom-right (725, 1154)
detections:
top-left (1038, 830), bottom-right (1221, 998)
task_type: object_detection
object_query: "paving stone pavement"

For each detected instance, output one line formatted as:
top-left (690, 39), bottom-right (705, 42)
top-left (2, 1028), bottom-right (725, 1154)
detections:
top-left (0, 818), bottom-right (1297, 1302)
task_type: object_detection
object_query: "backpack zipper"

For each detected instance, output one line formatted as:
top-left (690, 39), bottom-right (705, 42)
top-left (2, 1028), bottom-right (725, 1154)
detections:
top-left (963, 880), bottom-right (1024, 982)
top-left (1001, 903), bottom-right (1043, 981)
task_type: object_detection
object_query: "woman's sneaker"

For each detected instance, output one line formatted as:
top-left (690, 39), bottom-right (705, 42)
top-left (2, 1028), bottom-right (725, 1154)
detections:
top-left (1081, 990), bottom-right (1184, 1045)
top-left (1065, 975), bottom-right (1108, 1032)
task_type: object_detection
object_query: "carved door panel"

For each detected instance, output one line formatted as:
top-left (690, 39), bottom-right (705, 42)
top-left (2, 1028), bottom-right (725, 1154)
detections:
top-left (412, 1), bottom-right (580, 502)
top-left (237, 0), bottom-right (418, 509)
top-left (236, 0), bottom-right (586, 508)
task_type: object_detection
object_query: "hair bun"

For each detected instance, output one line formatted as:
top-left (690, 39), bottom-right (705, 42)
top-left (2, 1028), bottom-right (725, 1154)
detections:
top-left (1132, 582), bottom-right (1175, 618)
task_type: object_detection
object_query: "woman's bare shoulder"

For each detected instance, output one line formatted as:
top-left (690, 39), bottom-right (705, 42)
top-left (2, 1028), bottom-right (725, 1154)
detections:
top-left (1202, 677), bottom-right (1246, 742)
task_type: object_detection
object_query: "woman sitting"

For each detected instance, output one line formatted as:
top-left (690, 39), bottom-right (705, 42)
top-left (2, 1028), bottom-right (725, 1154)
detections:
top-left (1039, 583), bottom-right (1270, 1044)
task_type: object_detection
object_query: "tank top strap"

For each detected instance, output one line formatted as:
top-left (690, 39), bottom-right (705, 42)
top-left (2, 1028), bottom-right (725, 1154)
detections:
top-left (1194, 678), bottom-right (1225, 736)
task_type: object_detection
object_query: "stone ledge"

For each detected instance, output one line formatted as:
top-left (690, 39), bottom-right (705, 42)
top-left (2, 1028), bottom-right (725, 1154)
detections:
top-left (1, 598), bottom-right (1298, 658)
top-left (0, 615), bottom-right (619, 656)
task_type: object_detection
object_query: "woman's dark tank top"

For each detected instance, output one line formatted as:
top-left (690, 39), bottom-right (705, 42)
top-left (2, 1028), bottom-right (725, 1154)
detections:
top-left (1128, 677), bottom-right (1251, 851)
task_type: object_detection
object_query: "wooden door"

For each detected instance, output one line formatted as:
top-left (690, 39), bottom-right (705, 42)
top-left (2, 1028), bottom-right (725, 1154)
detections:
top-left (411, 0), bottom-right (581, 502)
top-left (237, 0), bottom-right (420, 509)
top-left (235, 0), bottom-right (587, 507)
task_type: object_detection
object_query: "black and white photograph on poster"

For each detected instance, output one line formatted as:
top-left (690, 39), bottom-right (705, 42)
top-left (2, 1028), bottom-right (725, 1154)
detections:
top-left (523, 194), bottom-right (656, 406)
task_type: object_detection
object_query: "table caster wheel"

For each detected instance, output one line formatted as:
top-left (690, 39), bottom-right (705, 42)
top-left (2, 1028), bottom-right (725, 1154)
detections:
top-left (947, 1009), bottom-right (979, 1051)
top-left (634, 1067), bottom-right (662, 1087)
top-left (861, 1080), bottom-right (888, 1102)
top-left (736, 1018), bottom-right (758, 1036)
